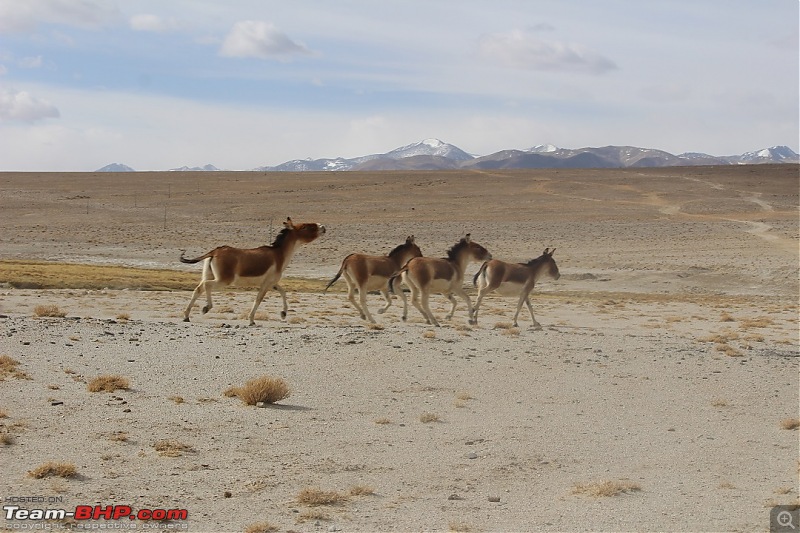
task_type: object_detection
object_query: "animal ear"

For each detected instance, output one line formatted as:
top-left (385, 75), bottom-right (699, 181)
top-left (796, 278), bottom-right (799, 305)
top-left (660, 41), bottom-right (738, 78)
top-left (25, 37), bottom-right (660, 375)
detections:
top-left (464, 233), bottom-right (471, 243)
top-left (407, 235), bottom-right (415, 243)
top-left (549, 248), bottom-right (556, 256)
top-left (284, 217), bottom-right (294, 228)
top-left (543, 247), bottom-right (550, 255)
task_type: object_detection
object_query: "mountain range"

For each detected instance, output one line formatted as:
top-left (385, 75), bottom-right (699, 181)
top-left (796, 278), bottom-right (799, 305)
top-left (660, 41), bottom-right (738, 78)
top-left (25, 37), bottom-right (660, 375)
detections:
top-left (95, 140), bottom-right (799, 172)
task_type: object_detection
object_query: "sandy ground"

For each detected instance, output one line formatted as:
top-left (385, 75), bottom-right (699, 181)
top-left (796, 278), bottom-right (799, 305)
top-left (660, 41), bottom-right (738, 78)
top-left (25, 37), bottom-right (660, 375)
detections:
top-left (0, 166), bottom-right (798, 532)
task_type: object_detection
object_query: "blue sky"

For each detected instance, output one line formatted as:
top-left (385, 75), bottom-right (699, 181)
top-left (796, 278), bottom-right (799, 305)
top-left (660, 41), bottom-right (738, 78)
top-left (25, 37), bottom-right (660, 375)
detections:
top-left (0, 0), bottom-right (797, 171)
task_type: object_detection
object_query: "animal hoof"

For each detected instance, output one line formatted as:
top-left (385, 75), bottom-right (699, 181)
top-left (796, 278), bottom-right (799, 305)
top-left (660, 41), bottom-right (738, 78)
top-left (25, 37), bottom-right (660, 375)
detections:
top-left (378, 309), bottom-right (386, 314)
top-left (202, 306), bottom-right (210, 314)
top-left (281, 311), bottom-right (287, 319)
top-left (183, 317), bottom-right (190, 323)
top-left (402, 316), bottom-right (407, 322)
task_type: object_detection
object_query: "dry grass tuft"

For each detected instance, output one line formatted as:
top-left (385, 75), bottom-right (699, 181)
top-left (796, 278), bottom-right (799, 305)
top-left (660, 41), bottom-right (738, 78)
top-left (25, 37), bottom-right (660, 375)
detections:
top-left (715, 343), bottom-right (742, 357)
top-left (366, 323), bottom-right (384, 331)
top-left (244, 522), bottom-right (278, 533)
top-left (0, 355), bottom-right (31, 380)
top-left (719, 312), bottom-right (735, 322)
top-left (711, 398), bottom-right (728, 408)
top-left (374, 417), bottom-right (391, 425)
top-left (153, 439), bottom-right (193, 457)
top-left (0, 433), bottom-right (14, 445)
top-left (422, 330), bottom-right (436, 339)
top-left (227, 376), bottom-right (291, 405)
top-left (449, 522), bottom-right (473, 533)
top-left (420, 412), bottom-right (441, 423)
top-left (502, 327), bottom-right (521, 336)
top-left (108, 431), bottom-right (129, 442)
top-left (493, 321), bottom-right (514, 330)
top-left (780, 418), bottom-right (800, 430)
top-left (115, 313), bottom-right (130, 322)
top-left (87, 375), bottom-right (130, 392)
top-left (168, 396), bottom-right (185, 404)
top-left (28, 462), bottom-right (78, 479)
top-left (572, 479), bottom-right (642, 497)
top-left (34, 304), bottom-right (66, 318)
top-left (739, 316), bottom-right (773, 329)
top-left (296, 487), bottom-right (348, 506)
top-left (349, 485), bottom-right (375, 496)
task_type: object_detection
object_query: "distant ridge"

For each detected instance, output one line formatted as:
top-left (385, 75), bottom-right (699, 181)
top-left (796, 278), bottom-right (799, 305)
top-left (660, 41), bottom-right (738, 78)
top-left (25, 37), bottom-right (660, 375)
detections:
top-left (94, 141), bottom-right (799, 172)
top-left (96, 163), bottom-right (135, 172)
top-left (254, 140), bottom-right (799, 172)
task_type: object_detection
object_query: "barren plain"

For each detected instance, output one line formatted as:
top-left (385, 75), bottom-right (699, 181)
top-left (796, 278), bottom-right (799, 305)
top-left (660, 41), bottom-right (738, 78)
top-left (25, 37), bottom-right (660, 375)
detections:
top-left (0, 165), bottom-right (798, 532)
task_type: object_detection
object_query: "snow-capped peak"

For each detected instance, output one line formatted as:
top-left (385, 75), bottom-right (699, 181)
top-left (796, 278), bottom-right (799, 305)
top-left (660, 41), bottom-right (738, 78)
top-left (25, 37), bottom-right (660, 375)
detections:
top-left (528, 144), bottom-right (559, 153)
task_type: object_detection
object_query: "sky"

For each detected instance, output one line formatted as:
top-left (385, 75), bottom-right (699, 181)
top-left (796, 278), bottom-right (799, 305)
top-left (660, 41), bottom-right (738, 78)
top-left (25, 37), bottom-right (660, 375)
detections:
top-left (0, 0), bottom-right (797, 171)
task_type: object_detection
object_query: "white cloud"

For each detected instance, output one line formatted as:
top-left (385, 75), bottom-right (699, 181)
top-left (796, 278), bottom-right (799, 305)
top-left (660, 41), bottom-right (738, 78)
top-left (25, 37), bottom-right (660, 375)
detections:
top-left (0, 88), bottom-right (60, 122)
top-left (219, 20), bottom-right (311, 60)
top-left (129, 14), bottom-right (178, 33)
top-left (478, 29), bottom-right (617, 75)
top-left (19, 56), bottom-right (44, 69)
top-left (0, 0), bottom-right (119, 32)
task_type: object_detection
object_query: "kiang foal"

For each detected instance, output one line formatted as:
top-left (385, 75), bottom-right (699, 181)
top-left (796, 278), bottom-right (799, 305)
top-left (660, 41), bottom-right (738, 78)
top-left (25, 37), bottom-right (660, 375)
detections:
top-left (472, 248), bottom-right (560, 328)
top-left (392, 234), bottom-right (491, 327)
top-left (325, 236), bottom-right (422, 323)
top-left (180, 217), bottom-right (325, 326)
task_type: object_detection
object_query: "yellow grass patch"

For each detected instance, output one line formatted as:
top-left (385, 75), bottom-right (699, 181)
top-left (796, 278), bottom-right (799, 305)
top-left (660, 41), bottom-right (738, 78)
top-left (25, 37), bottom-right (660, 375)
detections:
top-left (33, 304), bottom-right (66, 318)
top-left (0, 355), bottom-right (30, 380)
top-left (572, 479), bottom-right (642, 497)
top-left (153, 439), bottom-right (193, 457)
top-left (780, 418), bottom-right (800, 430)
top-left (0, 259), bottom-right (330, 292)
top-left (244, 523), bottom-right (278, 533)
top-left (228, 376), bottom-right (291, 405)
top-left (87, 375), bottom-right (130, 392)
top-left (296, 487), bottom-right (348, 506)
top-left (28, 462), bottom-right (78, 479)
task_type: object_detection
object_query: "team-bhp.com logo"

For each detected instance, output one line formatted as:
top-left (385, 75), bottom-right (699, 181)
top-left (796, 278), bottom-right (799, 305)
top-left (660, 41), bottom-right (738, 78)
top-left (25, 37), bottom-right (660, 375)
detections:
top-left (4, 504), bottom-right (188, 526)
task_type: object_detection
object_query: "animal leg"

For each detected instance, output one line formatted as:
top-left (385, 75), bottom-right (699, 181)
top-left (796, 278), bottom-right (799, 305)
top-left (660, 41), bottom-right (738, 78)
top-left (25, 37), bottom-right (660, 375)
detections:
top-left (444, 293), bottom-right (458, 320)
top-left (420, 292), bottom-right (440, 327)
top-left (274, 284), bottom-right (288, 319)
top-left (377, 287), bottom-right (392, 314)
top-left (183, 282), bottom-right (205, 322)
top-left (472, 289), bottom-right (488, 326)
top-left (525, 296), bottom-right (542, 329)
top-left (397, 274), bottom-right (410, 321)
top-left (344, 276), bottom-right (366, 320)
top-left (247, 284), bottom-right (271, 326)
top-left (452, 287), bottom-right (474, 325)
top-left (359, 288), bottom-right (376, 324)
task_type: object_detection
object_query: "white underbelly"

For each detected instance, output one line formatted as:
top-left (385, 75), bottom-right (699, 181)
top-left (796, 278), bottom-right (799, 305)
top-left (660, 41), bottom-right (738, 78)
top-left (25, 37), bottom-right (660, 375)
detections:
top-left (492, 281), bottom-right (527, 297)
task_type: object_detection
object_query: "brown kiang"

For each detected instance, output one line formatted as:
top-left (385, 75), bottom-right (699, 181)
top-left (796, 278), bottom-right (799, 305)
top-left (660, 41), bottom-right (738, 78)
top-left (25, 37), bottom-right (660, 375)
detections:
top-left (180, 217), bottom-right (325, 325)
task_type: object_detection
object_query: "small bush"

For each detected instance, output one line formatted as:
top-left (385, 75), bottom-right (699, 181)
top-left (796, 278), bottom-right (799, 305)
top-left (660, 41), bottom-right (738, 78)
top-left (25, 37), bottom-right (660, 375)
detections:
top-left (244, 523), bottom-right (278, 533)
top-left (229, 376), bottom-right (290, 405)
top-left (34, 305), bottom-right (66, 318)
top-left (296, 487), bottom-right (348, 506)
top-left (153, 439), bottom-right (193, 457)
top-left (572, 479), bottom-right (641, 497)
top-left (780, 418), bottom-right (800, 430)
top-left (28, 462), bottom-right (78, 479)
top-left (0, 355), bottom-right (30, 380)
top-left (420, 412), bottom-right (440, 423)
top-left (87, 375), bottom-right (129, 393)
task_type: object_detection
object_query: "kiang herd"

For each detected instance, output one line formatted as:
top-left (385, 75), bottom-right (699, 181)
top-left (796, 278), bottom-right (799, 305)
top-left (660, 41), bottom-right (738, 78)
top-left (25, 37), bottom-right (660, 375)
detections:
top-left (180, 217), bottom-right (560, 329)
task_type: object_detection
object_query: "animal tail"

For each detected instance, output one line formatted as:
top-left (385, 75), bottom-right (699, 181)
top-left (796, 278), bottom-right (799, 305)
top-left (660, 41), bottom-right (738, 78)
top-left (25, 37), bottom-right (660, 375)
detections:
top-left (324, 254), bottom-right (353, 292)
top-left (389, 264), bottom-right (410, 294)
top-left (179, 250), bottom-right (211, 264)
top-left (473, 261), bottom-right (489, 287)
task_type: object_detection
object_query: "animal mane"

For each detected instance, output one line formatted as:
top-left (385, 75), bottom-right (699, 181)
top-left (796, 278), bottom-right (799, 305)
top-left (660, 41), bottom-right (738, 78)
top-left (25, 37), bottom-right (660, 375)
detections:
top-left (445, 238), bottom-right (468, 260)
top-left (269, 226), bottom-right (291, 248)
top-left (387, 241), bottom-right (410, 257)
top-left (522, 255), bottom-right (545, 266)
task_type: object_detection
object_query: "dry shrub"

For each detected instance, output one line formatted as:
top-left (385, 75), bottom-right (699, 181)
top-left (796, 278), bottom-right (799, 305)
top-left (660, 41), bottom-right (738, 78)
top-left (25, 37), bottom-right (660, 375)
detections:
top-left (711, 398), bottom-right (728, 408)
top-left (0, 355), bottom-right (30, 380)
top-left (244, 522), bottom-right (278, 533)
top-left (349, 485), bottom-right (375, 496)
top-left (229, 376), bottom-right (290, 405)
top-left (34, 304), bottom-right (66, 318)
top-left (422, 330), bottom-right (436, 339)
top-left (493, 322), bottom-right (513, 330)
top-left (168, 396), bottom-right (185, 404)
top-left (502, 327), bottom-right (521, 336)
top-left (296, 487), bottom-right (348, 506)
top-left (153, 439), bottom-right (193, 457)
top-left (366, 323), bottom-right (384, 331)
top-left (449, 522), bottom-right (473, 533)
top-left (572, 479), bottom-right (641, 497)
top-left (719, 312), bottom-right (735, 322)
top-left (780, 418), bottom-right (800, 430)
top-left (108, 431), bottom-right (128, 442)
top-left (374, 417), bottom-right (391, 425)
top-left (739, 316), bottom-right (773, 329)
top-left (87, 375), bottom-right (130, 392)
top-left (715, 344), bottom-right (742, 357)
top-left (28, 462), bottom-right (78, 479)
top-left (420, 412), bottom-right (440, 423)
top-left (0, 433), bottom-right (13, 445)
top-left (115, 313), bottom-right (130, 321)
